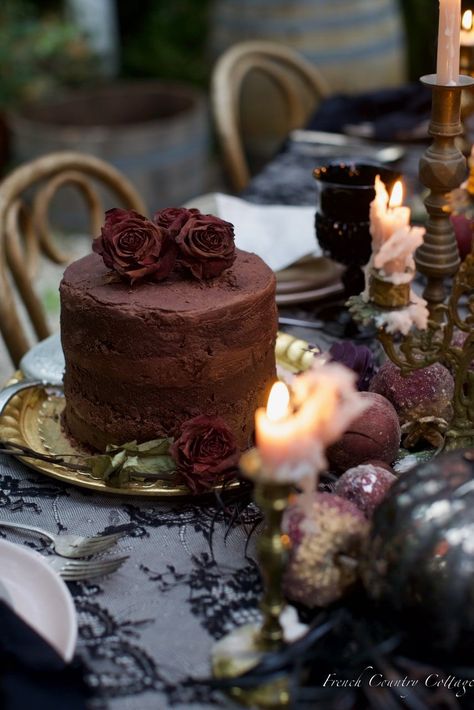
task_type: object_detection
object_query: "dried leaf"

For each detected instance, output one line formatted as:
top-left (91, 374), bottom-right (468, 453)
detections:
top-left (122, 454), bottom-right (175, 476)
top-left (136, 438), bottom-right (173, 456)
top-left (85, 437), bottom-right (176, 486)
top-left (86, 454), bottom-right (115, 478)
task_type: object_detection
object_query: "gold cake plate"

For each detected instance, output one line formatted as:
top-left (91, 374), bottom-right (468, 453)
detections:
top-left (0, 332), bottom-right (317, 497)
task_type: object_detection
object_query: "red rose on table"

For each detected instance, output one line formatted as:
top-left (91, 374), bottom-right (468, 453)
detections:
top-left (175, 214), bottom-right (236, 280)
top-left (93, 208), bottom-right (177, 284)
top-left (171, 415), bottom-right (239, 494)
top-left (153, 206), bottom-right (200, 237)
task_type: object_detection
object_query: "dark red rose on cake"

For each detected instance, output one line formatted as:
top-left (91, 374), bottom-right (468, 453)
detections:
top-left (153, 206), bottom-right (200, 237)
top-left (93, 208), bottom-right (177, 284)
top-left (175, 214), bottom-right (236, 279)
top-left (171, 415), bottom-right (240, 494)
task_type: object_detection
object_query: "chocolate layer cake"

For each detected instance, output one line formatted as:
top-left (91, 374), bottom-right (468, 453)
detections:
top-left (60, 249), bottom-right (277, 451)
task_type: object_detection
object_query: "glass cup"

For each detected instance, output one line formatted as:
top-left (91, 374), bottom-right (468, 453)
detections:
top-left (312, 161), bottom-right (399, 337)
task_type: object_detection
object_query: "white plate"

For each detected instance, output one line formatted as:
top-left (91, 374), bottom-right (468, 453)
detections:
top-left (0, 538), bottom-right (77, 661)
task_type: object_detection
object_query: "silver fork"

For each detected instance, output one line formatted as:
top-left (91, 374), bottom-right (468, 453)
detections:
top-left (0, 520), bottom-right (125, 558)
top-left (48, 555), bottom-right (129, 581)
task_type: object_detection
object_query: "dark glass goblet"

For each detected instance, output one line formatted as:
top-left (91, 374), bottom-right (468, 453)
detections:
top-left (313, 161), bottom-right (399, 338)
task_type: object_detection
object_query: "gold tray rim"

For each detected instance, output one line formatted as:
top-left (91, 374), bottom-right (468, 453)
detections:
top-left (0, 332), bottom-right (316, 497)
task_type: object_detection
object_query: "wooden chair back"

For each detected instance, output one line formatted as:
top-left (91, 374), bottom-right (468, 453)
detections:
top-left (210, 40), bottom-right (331, 193)
top-left (0, 151), bottom-right (146, 367)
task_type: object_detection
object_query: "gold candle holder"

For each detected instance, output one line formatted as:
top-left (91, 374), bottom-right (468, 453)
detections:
top-left (244, 450), bottom-right (292, 651)
top-left (211, 448), bottom-right (292, 707)
top-left (368, 268), bottom-right (411, 309)
top-left (416, 74), bottom-right (474, 314)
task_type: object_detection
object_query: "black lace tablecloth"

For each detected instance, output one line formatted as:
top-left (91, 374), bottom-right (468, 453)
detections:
top-left (0, 456), bottom-right (264, 709)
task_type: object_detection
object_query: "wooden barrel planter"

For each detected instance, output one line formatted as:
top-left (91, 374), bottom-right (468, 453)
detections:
top-left (210, 0), bottom-right (407, 93)
top-left (8, 81), bottom-right (210, 223)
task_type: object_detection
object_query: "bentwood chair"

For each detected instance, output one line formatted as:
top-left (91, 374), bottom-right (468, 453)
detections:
top-left (210, 40), bottom-right (331, 193)
top-left (0, 151), bottom-right (145, 368)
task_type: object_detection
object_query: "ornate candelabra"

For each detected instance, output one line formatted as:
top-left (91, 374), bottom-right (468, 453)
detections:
top-left (350, 74), bottom-right (474, 452)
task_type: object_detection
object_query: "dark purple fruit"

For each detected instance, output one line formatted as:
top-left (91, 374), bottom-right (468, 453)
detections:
top-left (327, 392), bottom-right (401, 472)
top-left (369, 360), bottom-right (454, 425)
top-left (283, 492), bottom-right (369, 608)
top-left (335, 463), bottom-right (396, 517)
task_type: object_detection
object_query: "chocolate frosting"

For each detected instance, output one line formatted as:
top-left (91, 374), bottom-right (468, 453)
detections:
top-left (60, 250), bottom-right (278, 451)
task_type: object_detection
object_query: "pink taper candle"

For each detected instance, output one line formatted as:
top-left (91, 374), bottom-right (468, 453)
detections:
top-left (436, 0), bottom-right (461, 85)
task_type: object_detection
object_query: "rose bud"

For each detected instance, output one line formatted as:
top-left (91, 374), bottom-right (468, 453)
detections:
top-left (171, 415), bottom-right (239, 494)
top-left (335, 463), bottom-right (397, 518)
top-left (283, 492), bottom-right (369, 608)
top-left (93, 208), bottom-right (177, 284)
top-left (175, 214), bottom-right (236, 280)
top-left (327, 392), bottom-right (400, 472)
top-left (153, 207), bottom-right (200, 237)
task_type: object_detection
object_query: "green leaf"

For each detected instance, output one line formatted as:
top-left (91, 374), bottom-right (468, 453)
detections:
top-left (122, 454), bottom-right (176, 477)
top-left (85, 437), bottom-right (176, 487)
top-left (136, 438), bottom-right (173, 456)
top-left (86, 454), bottom-right (114, 478)
top-left (109, 440), bottom-right (138, 454)
top-left (111, 450), bottom-right (127, 469)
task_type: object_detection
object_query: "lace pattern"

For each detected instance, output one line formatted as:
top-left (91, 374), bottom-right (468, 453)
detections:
top-left (0, 457), bottom-right (262, 709)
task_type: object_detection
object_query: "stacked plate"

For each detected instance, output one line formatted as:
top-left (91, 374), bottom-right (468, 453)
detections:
top-left (275, 254), bottom-right (343, 305)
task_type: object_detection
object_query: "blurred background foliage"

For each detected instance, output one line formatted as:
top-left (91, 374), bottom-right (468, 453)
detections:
top-left (116, 0), bottom-right (213, 87)
top-left (0, 0), bottom-right (96, 106)
top-left (0, 0), bottom-right (214, 109)
top-left (399, 0), bottom-right (438, 81)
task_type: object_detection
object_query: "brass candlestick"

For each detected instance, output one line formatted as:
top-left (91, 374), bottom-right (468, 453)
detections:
top-left (416, 74), bottom-right (474, 314)
top-left (212, 448), bottom-right (292, 707)
top-left (252, 479), bottom-right (291, 649)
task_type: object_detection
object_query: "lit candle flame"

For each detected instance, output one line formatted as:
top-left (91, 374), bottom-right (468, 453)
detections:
top-left (266, 382), bottom-right (290, 422)
top-left (389, 181), bottom-right (403, 209)
top-left (462, 9), bottom-right (473, 31)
